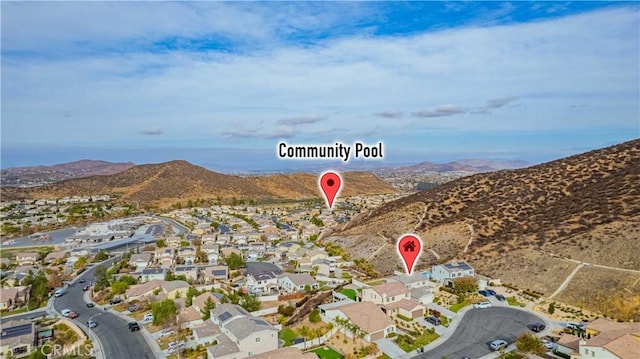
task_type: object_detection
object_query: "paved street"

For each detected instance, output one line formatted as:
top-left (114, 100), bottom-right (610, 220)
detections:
top-left (52, 258), bottom-right (156, 359)
top-left (410, 307), bottom-right (545, 359)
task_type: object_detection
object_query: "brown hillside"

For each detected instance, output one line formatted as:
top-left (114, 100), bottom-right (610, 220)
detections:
top-left (1, 161), bottom-right (395, 206)
top-left (249, 172), bottom-right (396, 198)
top-left (327, 139), bottom-right (640, 320)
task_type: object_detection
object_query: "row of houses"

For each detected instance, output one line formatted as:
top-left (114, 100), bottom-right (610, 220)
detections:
top-left (318, 273), bottom-right (439, 343)
top-left (9, 247), bottom-right (94, 268)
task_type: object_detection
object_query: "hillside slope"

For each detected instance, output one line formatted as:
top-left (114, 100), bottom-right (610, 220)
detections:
top-left (326, 139), bottom-right (640, 320)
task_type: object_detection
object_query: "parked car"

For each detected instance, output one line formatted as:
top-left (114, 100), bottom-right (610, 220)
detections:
top-left (79, 279), bottom-right (86, 283)
top-left (168, 341), bottom-right (185, 353)
top-left (487, 289), bottom-right (497, 296)
top-left (83, 285), bottom-right (91, 291)
top-left (61, 309), bottom-right (71, 317)
top-left (143, 313), bottom-right (154, 322)
top-left (68, 312), bottom-right (79, 319)
top-left (128, 322), bottom-right (140, 332)
top-left (566, 322), bottom-right (586, 331)
top-left (54, 289), bottom-right (64, 297)
top-left (494, 294), bottom-right (506, 301)
top-left (110, 298), bottom-right (123, 305)
top-left (489, 339), bottom-right (507, 351)
top-left (128, 304), bottom-right (138, 312)
top-left (541, 339), bottom-right (556, 350)
top-left (86, 303), bottom-right (95, 308)
top-left (474, 301), bottom-right (492, 309)
top-left (87, 320), bottom-right (97, 329)
top-left (529, 323), bottom-right (546, 332)
top-left (425, 316), bottom-right (441, 326)
top-left (159, 329), bottom-right (174, 337)
top-left (478, 290), bottom-right (491, 297)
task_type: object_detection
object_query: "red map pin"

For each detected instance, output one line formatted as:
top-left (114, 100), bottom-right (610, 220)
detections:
top-left (397, 234), bottom-right (423, 275)
top-left (319, 171), bottom-right (342, 209)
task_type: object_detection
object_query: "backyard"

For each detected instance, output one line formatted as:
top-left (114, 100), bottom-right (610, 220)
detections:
top-left (341, 289), bottom-right (357, 301)
top-left (312, 346), bottom-right (344, 359)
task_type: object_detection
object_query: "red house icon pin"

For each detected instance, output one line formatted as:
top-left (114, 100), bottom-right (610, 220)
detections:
top-left (403, 241), bottom-right (416, 252)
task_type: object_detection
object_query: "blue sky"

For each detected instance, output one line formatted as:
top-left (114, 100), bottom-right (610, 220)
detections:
top-left (2, 1), bottom-right (639, 171)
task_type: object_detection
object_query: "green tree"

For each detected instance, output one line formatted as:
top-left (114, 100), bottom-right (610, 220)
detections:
top-left (310, 216), bottom-right (324, 227)
top-left (221, 290), bottom-right (240, 305)
top-left (186, 287), bottom-right (199, 307)
top-left (278, 305), bottom-right (295, 317)
top-left (308, 234), bottom-right (318, 241)
top-left (309, 308), bottom-right (321, 323)
top-left (26, 271), bottom-right (49, 310)
top-left (119, 275), bottom-right (138, 285)
top-left (151, 299), bottom-right (178, 326)
top-left (27, 349), bottom-right (47, 359)
top-left (548, 302), bottom-right (555, 315)
top-left (239, 294), bottom-right (261, 312)
top-left (94, 250), bottom-right (109, 262)
top-left (224, 253), bottom-right (246, 270)
top-left (93, 265), bottom-right (110, 291)
top-left (452, 277), bottom-right (478, 295)
top-left (111, 280), bottom-right (129, 294)
top-left (200, 298), bottom-right (217, 320)
top-left (516, 332), bottom-right (546, 355)
top-left (73, 256), bottom-right (88, 270)
top-left (156, 239), bottom-right (166, 248)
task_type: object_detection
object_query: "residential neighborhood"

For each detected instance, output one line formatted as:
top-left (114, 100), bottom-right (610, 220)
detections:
top-left (1, 202), bottom-right (638, 359)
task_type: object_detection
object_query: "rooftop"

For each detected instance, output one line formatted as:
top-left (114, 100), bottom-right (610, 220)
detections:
top-left (193, 321), bottom-right (221, 339)
top-left (372, 281), bottom-right (409, 297)
top-left (225, 316), bottom-right (276, 340)
top-left (279, 273), bottom-right (317, 286)
top-left (206, 333), bottom-right (240, 357)
top-left (212, 303), bottom-right (248, 325)
top-left (245, 262), bottom-right (282, 277)
top-left (340, 301), bottom-right (394, 334)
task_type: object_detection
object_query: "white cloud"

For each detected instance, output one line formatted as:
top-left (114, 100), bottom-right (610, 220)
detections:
top-left (2, 5), bottom-right (638, 151)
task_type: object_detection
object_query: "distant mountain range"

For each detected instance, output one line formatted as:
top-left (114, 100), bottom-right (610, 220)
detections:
top-left (0, 160), bottom-right (135, 187)
top-left (381, 159), bottom-right (531, 174)
top-left (0, 158), bottom-right (531, 187)
top-left (325, 139), bottom-right (640, 321)
top-left (0, 160), bottom-right (396, 206)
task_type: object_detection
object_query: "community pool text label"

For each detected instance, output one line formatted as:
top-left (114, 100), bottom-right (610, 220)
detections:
top-left (277, 141), bottom-right (384, 162)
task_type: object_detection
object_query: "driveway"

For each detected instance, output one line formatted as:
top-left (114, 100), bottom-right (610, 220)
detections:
top-left (376, 338), bottom-right (407, 358)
